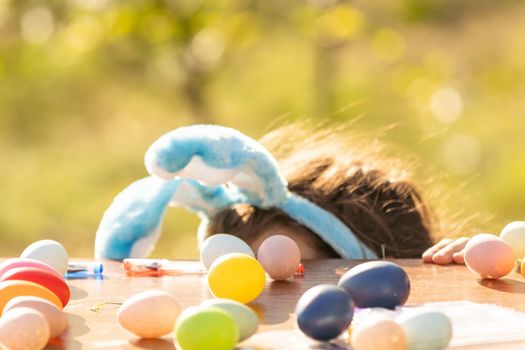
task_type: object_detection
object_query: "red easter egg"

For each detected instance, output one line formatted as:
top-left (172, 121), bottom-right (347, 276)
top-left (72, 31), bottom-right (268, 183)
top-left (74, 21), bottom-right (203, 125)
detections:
top-left (0, 267), bottom-right (70, 307)
top-left (0, 258), bottom-right (64, 281)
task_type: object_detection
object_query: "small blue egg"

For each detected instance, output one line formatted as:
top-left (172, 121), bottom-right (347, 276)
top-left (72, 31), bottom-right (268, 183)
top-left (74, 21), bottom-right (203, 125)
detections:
top-left (338, 261), bottom-right (410, 310)
top-left (295, 284), bottom-right (354, 341)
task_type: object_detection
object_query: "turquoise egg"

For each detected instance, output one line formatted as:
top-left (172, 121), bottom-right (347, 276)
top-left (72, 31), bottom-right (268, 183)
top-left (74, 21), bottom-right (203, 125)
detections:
top-left (398, 310), bottom-right (452, 350)
top-left (201, 298), bottom-right (259, 341)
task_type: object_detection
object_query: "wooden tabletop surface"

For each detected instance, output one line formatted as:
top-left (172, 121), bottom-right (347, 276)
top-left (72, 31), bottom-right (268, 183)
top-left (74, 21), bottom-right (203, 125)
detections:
top-left (42, 259), bottom-right (525, 349)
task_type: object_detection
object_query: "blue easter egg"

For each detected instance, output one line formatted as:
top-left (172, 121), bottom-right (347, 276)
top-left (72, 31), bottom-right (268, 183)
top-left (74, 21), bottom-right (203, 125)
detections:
top-left (338, 261), bottom-right (410, 310)
top-left (295, 284), bottom-right (354, 341)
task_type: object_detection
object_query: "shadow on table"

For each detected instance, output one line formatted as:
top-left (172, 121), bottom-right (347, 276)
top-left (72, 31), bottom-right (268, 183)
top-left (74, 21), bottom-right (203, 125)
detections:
top-left (69, 285), bottom-right (89, 300)
top-left (130, 338), bottom-right (175, 350)
top-left (251, 280), bottom-right (303, 325)
top-left (479, 278), bottom-right (525, 294)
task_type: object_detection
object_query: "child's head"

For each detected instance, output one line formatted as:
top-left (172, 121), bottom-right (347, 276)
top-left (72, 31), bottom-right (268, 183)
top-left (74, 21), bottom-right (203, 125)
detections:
top-left (204, 125), bottom-right (435, 259)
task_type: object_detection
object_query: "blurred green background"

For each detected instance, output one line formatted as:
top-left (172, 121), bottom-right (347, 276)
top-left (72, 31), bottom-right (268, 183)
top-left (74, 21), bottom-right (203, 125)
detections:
top-left (1, 0), bottom-right (524, 258)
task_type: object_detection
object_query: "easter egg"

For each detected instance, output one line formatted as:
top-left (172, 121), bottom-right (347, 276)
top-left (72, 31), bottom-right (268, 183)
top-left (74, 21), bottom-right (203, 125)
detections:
top-left (295, 284), bottom-right (354, 341)
top-left (200, 234), bottom-right (255, 270)
top-left (207, 253), bottom-right (265, 304)
top-left (117, 290), bottom-right (180, 338)
top-left (0, 280), bottom-right (62, 314)
top-left (338, 261), bottom-right (410, 309)
top-left (4, 296), bottom-right (67, 339)
top-left (201, 298), bottom-right (259, 341)
top-left (500, 221), bottom-right (525, 260)
top-left (174, 306), bottom-right (239, 350)
top-left (256, 235), bottom-right (301, 281)
top-left (1, 267), bottom-right (70, 307)
top-left (464, 233), bottom-right (514, 279)
top-left (398, 310), bottom-right (452, 350)
top-left (0, 258), bottom-right (64, 280)
top-left (351, 316), bottom-right (406, 350)
top-left (0, 307), bottom-right (50, 350)
top-left (21, 240), bottom-right (69, 275)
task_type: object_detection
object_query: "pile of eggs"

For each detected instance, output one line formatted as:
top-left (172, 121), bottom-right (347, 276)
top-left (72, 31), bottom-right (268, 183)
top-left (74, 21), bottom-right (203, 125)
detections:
top-left (295, 261), bottom-right (452, 350)
top-left (117, 233), bottom-right (300, 349)
top-left (0, 240), bottom-right (70, 350)
top-left (201, 233), bottom-right (302, 304)
top-left (464, 221), bottom-right (525, 280)
top-left (117, 290), bottom-right (259, 350)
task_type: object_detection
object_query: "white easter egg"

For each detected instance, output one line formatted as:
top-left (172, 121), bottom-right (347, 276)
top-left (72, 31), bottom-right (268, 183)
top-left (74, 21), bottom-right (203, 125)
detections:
top-left (398, 310), bottom-right (452, 350)
top-left (500, 221), bottom-right (525, 260)
top-left (0, 307), bottom-right (50, 350)
top-left (4, 296), bottom-right (67, 339)
top-left (201, 298), bottom-right (259, 341)
top-left (200, 234), bottom-right (255, 270)
top-left (117, 290), bottom-right (180, 338)
top-left (351, 316), bottom-right (406, 350)
top-left (20, 240), bottom-right (68, 275)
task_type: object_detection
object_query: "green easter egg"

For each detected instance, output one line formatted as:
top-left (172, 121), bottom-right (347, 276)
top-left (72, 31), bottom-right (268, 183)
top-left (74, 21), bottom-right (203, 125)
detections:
top-left (174, 306), bottom-right (239, 350)
top-left (201, 298), bottom-right (259, 341)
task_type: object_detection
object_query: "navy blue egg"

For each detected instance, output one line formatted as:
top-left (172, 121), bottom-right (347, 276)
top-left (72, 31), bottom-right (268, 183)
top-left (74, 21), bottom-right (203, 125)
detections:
top-left (338, 261), bottom-right (410, 310)
top-left (295, 284), bottom-right (354, 341)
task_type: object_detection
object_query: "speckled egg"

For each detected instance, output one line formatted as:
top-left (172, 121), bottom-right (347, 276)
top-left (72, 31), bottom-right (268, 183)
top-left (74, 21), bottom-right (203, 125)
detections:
top-left (256, 235), bottom-right (301, 281)
top-left (201, 298), bottom-right (259, 341)
top-left (4, 296), bottom-right (67, 339)
top-left (117, 290), bottom-right (180, 338)
top-left (0, 258), bottom-right (64, 281)
top-left (351, 316), bottom-right (406, 350)
top-left (397, 310), bottom-right (452, 350)
top-left (464, 233), bottom-right (514, 279)
top-left (207, 253), bottom-right (266, 304)
top-left (20, 240), bottom-right (69, 275)
top-left (0, 280), bottom-right (63, 314)
top-left (200, 234), bottom-right (255, 270)
top-left (500, 221), bottom-right (525, 260)
top-left (0, 307), bottom-right (50, 350)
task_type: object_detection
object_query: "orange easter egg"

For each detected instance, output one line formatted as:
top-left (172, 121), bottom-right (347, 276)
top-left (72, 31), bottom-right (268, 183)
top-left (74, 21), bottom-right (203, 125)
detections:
top-left (0, 267), bottom-right (70, 307)
top-left (0, 280), bottom-right (63, 314)
top-left (464, 234), bottom-right (514, 279)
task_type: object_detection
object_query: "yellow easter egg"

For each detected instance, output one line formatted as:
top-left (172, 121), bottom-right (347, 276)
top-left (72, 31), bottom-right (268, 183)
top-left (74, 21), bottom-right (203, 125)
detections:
top-left (0, 280), bottom-right (63, 314)
top-left (207, 253), bottom-right (265, 304)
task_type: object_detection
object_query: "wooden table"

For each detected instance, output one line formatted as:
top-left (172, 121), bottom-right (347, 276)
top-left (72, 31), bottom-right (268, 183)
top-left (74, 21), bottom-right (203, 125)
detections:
top-left (46, 259), bottom-right (525, 349)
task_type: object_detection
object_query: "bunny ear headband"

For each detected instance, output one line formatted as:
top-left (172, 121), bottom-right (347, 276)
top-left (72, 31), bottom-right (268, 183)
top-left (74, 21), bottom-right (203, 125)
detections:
top-left (94, 125), bottom-right (378, 260)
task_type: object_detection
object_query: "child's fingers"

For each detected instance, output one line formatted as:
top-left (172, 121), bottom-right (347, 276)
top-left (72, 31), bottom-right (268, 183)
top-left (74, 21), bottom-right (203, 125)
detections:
top-left (452, 250), bottom-right (465, 264)
top-left (432, 237), bottom-right (469, 265)
top-left (422, 238), bottom-right (453, 263)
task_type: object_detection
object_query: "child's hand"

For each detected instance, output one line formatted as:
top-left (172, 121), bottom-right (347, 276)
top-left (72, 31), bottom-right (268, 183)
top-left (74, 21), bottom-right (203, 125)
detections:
top-left (422, 237), bottom-right (469, 264)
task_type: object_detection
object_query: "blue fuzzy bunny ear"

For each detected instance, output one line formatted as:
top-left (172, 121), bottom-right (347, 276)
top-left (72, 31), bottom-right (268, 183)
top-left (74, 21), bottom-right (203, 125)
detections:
top-left (144, 125), bottom-right (288, 209)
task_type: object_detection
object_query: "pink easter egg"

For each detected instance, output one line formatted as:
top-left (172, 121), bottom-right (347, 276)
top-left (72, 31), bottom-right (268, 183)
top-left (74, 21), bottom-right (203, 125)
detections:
top-left (464, 233), bottom-right (514, 279)
top-left (257, 235), bottom-right (301, 281)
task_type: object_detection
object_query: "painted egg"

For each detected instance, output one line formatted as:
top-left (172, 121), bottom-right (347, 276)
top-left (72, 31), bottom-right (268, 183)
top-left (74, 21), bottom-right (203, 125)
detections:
top-left (0, 267), bottom-right (70, 307)
top-left (351, 316), bottom-right (406, 350)
top-left (500, 221), bottom-right (525, 260)
top-left (200, 234), bottom-right (255, 270)
top-left (174, 306), bottom-right (239, 350)
top-left (4, 296), bottom-right (67, 339)
top-left (0, 307), bottom-right (50, 350)
top-left (338, 261), bottom-right (410, 309)
top-left (207, 253), bottom-right (265, 304)
top-left (0, 258), bottom-right (64, 280)
top-left (201, 298), bottom-right (259, 341)
top-left (256, 235), bottom-right (301, 281)
top-left (117, 290), bottom-right (180, 338)
top-left (20, 240), bottom-right (69, 275)
top-left (0, 280), bottom-right (63, 314)
top-left (398, 310), bottom-right (452, 350)
top-left (295, 284), bottom-right (354, 341)
top-left (464, 233), bottom-right (514, 279)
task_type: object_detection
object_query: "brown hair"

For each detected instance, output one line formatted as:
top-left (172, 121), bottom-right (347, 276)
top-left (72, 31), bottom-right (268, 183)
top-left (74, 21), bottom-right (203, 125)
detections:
top-left (205, 124), bottom-right (440, 258)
